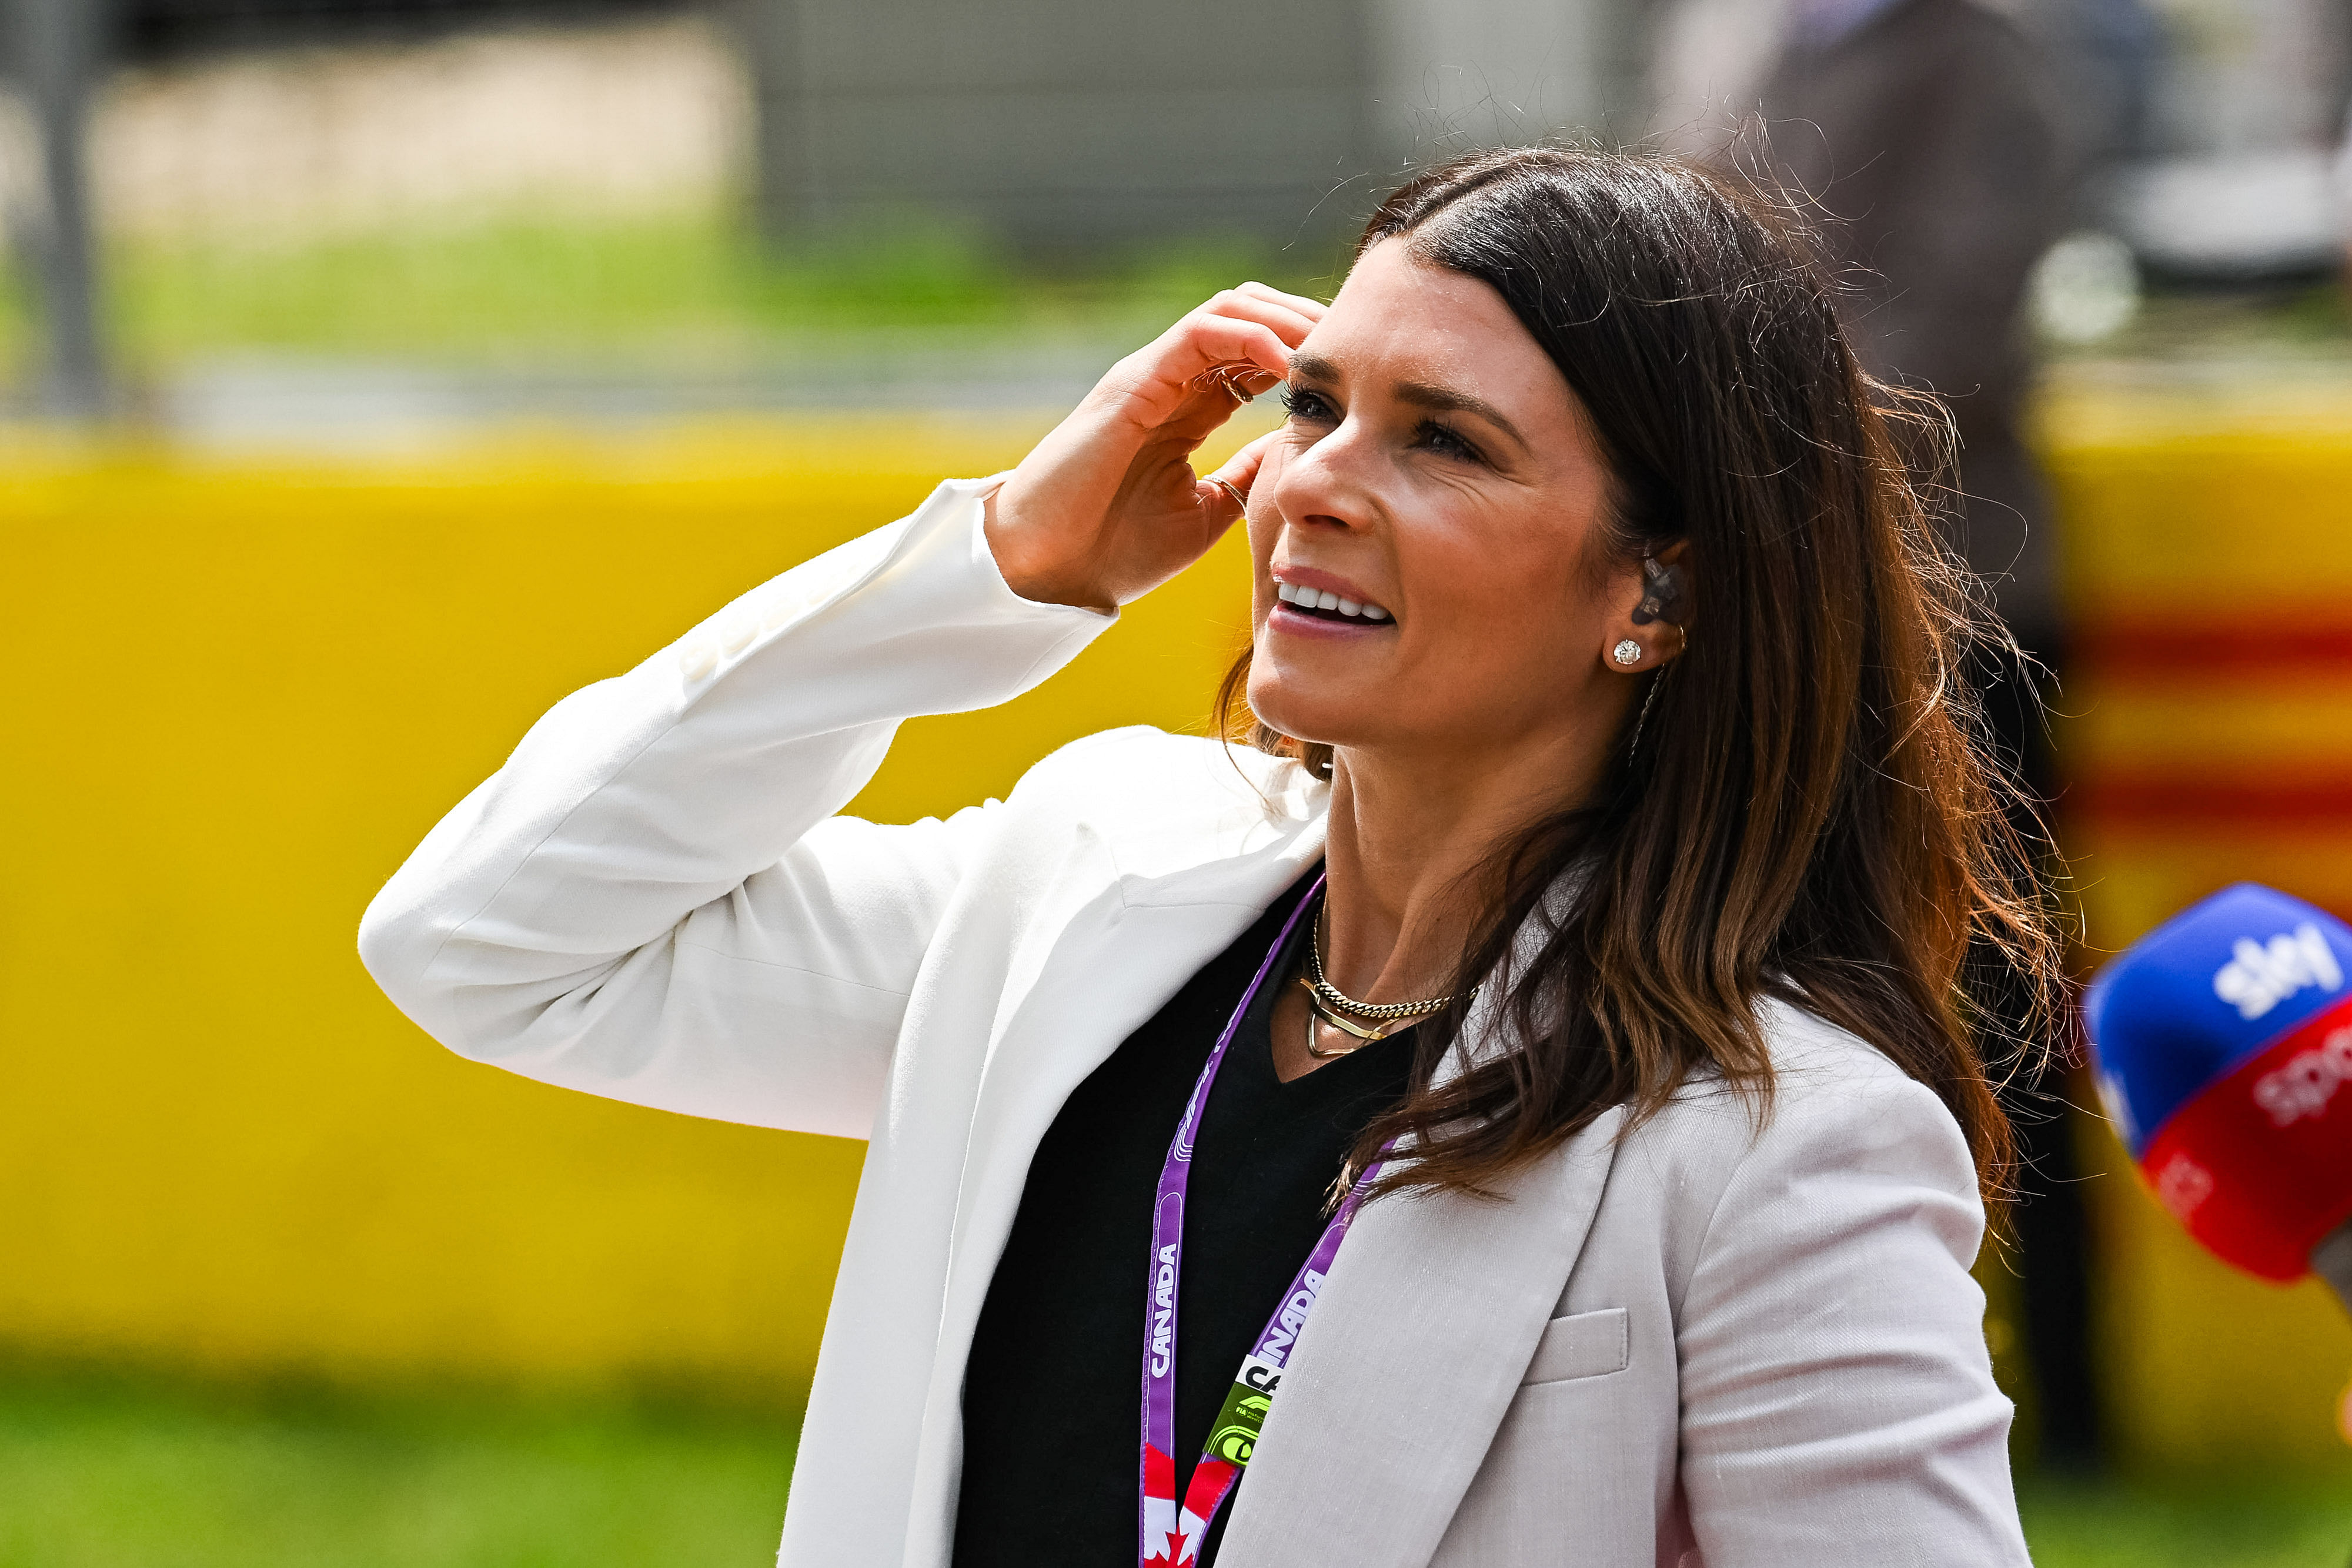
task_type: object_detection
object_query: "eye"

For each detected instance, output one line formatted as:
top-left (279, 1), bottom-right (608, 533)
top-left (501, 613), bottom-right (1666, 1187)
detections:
top-left (1280, 385), bottom-right (1337, 425)
top-left (1415, 420), bottom-right (1485, 465)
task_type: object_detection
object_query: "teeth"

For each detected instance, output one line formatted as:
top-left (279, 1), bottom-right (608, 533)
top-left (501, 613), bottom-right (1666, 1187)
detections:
top-left (1271, 576), bottom-right (1393, 623)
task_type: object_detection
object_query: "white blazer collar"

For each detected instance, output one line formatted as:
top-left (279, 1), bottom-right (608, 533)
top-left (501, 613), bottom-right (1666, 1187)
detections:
top-left (899, 770), bottom-right (1331, 1562)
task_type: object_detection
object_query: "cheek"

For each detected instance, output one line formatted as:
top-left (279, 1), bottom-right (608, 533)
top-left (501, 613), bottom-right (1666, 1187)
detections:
top-left (1422, 596), bottom-right (1589, 694)
top-left (1407, 543), bottom-right (1599, 680)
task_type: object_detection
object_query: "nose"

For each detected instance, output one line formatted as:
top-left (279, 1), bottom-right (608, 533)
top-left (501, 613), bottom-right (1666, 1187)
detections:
top-left (1267, 419), bottom-right (1380, 537)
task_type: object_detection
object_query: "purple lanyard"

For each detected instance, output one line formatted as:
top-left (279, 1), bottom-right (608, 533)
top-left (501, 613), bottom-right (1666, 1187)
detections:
top-left (1139, 875), bottom-right (1389, 1568)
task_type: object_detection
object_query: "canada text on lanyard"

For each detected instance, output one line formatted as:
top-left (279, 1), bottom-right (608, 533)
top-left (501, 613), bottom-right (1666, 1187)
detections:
top-left (1139, 877), bottom-right (1389, 1568)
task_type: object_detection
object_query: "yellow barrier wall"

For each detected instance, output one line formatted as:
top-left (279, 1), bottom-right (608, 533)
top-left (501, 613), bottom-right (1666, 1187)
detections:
top-left (0, 416), bottom-right (1265, 1402)
top-left (6, 397), bottom-right (2351, 1477)
top-left (2044, 384), bottom-right (2352, 1477)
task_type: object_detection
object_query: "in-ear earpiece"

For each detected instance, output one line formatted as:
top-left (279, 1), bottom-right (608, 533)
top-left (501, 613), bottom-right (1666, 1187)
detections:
top-left (1632, 557), bottom-right (1683, 627)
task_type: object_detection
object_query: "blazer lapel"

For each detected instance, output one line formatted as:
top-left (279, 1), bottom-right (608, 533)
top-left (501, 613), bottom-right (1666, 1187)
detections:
top-left (948, 760), bottom-right (1331, 1296)
top-left (897, 803), bottom-right (1328, 1565)
top-left (1215, 1104), bottom-right (1629, 1568)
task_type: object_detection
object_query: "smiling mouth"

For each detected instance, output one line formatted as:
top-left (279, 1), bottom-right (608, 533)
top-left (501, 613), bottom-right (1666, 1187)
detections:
top-left (1274, 578), bottom-right (1392, 624)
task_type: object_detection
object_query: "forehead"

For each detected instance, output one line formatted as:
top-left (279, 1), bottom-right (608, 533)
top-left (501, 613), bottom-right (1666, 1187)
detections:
top-left (1301, 238), bottom-right (1571, 410)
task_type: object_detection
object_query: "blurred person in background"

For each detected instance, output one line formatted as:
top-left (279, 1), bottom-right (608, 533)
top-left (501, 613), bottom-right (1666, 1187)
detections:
top-left (2035, 0), bottom-right (2164, 207)
top-left (1661, 0), bottom-right (2099, 1471)
top-left (362, 148), bottom-right (2063, 1567)
top-left (1743, 0), bottom-right (2069, 790)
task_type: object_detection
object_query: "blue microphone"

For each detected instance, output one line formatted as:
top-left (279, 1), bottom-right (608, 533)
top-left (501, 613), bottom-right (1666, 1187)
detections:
top-left (2084, 882), bottom-right (2352, 1306)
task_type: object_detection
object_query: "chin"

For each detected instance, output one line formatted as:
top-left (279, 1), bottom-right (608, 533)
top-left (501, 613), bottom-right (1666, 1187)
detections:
top-left (1245, 668), bottom-right (1370, 751)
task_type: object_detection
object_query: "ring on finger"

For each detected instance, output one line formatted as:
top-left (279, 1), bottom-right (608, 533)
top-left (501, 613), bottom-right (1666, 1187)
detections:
top-left (1209, 476), bottom-right (1250, 513)
top-left (1192, 364), bottom-right (1258, 403)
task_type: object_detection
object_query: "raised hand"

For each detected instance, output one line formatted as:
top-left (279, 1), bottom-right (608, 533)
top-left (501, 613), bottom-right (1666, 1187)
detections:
top-left (984, 282), bottom-right (1325, 611)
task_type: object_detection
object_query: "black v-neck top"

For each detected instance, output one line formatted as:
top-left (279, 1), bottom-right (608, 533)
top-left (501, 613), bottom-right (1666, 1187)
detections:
top-left (952, 871), bottom-right (1416, 1567)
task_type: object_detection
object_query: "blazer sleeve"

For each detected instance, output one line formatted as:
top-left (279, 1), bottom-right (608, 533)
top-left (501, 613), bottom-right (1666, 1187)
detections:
top-left (1674, 1058), bottom-right (2030, 1567)
top-left (356, 477), bottom-right (1113, 1138)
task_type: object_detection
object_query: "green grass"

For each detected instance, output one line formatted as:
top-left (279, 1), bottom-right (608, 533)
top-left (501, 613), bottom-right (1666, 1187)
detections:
top-left (0, 211), bottom-right (1340, 383)
top-left (2020, 1476), bottom-right (2352, 1567)
top-left (2, 205), bottom-right (2337, 397)
top-left (2053, 280), bottom-right (2352, 366)
top-left (5, 1370), bottom-right (2351, 1567)
top-left (0, 1372), bottom-right (797, 1568)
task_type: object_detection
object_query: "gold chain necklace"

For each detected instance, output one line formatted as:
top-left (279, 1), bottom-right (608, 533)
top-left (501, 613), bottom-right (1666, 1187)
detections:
top-left (1297, 983), bottom-right (1405, 1058)
top-left (1297, 900), bottom-right (1475, 1059)
top-left (1307, 901), bottom-right (1470, 1019)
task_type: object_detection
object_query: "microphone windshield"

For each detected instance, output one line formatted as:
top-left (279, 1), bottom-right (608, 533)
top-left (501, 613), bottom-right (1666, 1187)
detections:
top-left (2086, 882), bottom-right (2352, 1282)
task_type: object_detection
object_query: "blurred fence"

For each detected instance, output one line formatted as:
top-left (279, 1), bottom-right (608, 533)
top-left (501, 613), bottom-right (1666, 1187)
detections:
top-left (92, 11), bottom-right (743, 243)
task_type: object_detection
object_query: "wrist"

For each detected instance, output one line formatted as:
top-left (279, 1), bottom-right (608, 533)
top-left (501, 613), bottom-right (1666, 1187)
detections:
top-left (981, 486), bottom-right (1115, 613)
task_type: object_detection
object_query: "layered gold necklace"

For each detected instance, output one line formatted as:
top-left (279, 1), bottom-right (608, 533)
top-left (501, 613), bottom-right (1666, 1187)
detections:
top-left (1297, 900), bottom-right (1476, 1059)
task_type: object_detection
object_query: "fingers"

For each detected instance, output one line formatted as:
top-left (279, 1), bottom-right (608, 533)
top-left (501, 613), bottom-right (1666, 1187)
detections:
top-left (1210, 286), bottom-right (1322, 342)
top-left (1185, 312), bottom-right (1297, 379)
top-left (1198, 432), bottom-right (1282, 526)
top-left (1232, 280), bottom-right (1328, 325)
top-left (1199, 288), bottom-right (1319, 362)
top-left (1100, 281), bottom-right (1325, 433)
top-left (1166, 285), bottom-right (1322, 385)
top-left (1188, 285), bottom-right (1325, 398)
top-left (1197, 473), bottom-right (1250, 529)
top-left (1217, 431), bottom-right (1281, 495)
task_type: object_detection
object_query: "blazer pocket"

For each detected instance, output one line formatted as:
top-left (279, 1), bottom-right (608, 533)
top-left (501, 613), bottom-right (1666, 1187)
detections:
top-left (1521, 1306), bottom-right (1629, 1385)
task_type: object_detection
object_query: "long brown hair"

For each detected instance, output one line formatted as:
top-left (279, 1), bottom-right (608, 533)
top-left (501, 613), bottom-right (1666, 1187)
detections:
top-left (1219, 146), bottom-right (2063, 1205)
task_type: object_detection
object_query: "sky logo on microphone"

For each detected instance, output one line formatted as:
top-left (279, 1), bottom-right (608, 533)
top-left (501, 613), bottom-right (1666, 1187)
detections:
top-left (2088, 884), bottom-right (2352, 1282)
top-left (2213, 923), bottom-right (2343, 1020)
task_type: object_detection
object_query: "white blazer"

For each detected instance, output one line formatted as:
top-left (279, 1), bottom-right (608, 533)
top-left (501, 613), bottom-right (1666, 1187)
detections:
top-left (360, 477), bottom-right (2032, 1568)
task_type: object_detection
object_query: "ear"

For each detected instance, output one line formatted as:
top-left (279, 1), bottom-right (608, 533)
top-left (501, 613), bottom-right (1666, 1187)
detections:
top-left (1598, 540), bottom-right (1692, 675)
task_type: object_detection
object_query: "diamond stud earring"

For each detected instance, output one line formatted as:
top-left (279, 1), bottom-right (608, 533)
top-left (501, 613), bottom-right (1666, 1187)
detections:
top-left (1612, 639), bottom-right (1643, 666)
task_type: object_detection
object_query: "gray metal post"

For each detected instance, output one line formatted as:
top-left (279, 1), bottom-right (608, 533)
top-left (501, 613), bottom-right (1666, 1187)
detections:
top-left (12, 0), bottom-right (109, 419)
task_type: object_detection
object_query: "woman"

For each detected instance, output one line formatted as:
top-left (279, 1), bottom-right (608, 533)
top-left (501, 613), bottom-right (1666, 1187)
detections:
top-left (360, 147), bottom-right (2056, 1567)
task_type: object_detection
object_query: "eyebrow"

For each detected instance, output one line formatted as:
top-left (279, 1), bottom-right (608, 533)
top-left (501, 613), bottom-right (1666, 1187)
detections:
top-left (1287, 351), bottom-right (1529, 453)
